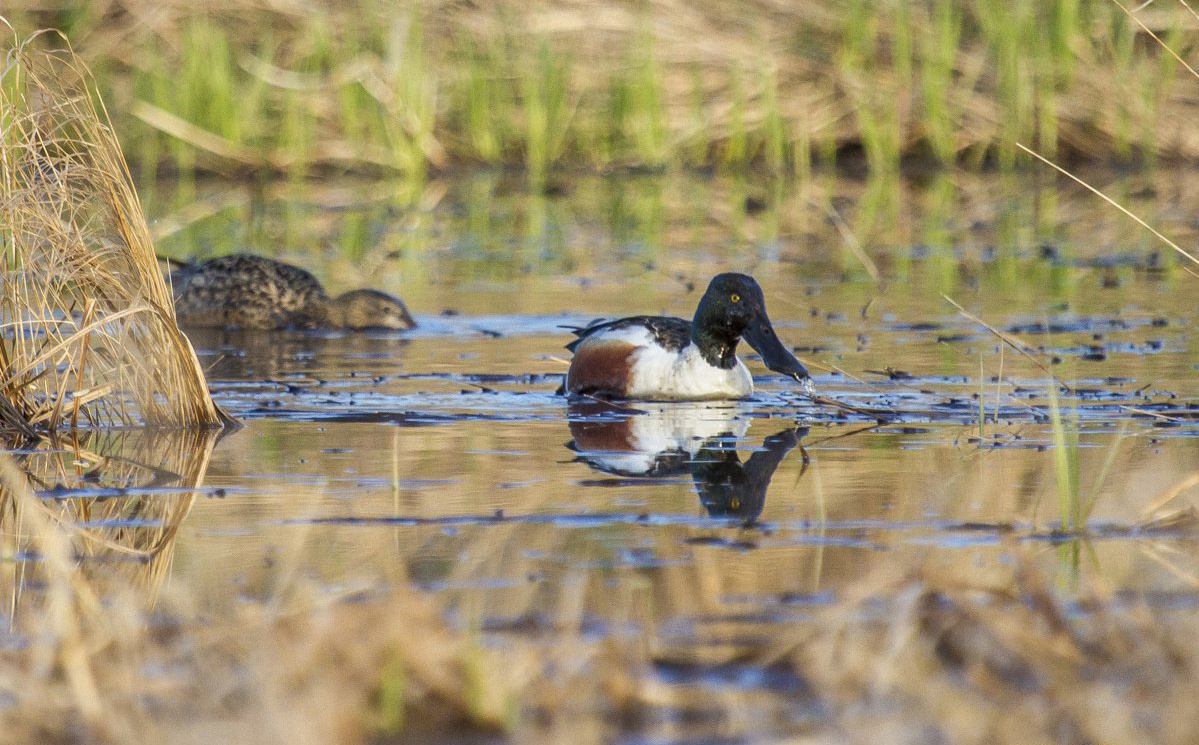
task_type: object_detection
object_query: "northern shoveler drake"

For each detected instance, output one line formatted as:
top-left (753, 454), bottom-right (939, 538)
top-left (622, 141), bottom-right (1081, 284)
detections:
top-left (562, 273), bottom-right (812, 400)
top-left (169, 253), bottom-right (416, 331)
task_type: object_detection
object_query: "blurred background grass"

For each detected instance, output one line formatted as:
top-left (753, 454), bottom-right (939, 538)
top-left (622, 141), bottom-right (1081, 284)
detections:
top-left (7, 0), bottom-right (1198, 182)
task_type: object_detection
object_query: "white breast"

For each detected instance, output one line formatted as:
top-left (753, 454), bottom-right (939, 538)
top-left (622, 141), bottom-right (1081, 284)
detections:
top-left (624, 403), bottom-right (752, 453)
top-left (627, 338), bottom-right (753, 400)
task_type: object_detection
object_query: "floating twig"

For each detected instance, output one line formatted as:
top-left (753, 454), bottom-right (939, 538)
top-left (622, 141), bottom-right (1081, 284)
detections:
top-left (941, 293), bottom-right (1070, 393)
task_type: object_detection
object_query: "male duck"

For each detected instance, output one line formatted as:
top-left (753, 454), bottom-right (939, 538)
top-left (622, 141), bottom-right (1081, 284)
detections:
top-left (170, 253), bottom-right (416, 331)
top-left (562, 273), bottom-right (812, 400)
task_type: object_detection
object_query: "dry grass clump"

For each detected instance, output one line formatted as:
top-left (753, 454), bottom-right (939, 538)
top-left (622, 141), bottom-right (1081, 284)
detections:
top-left (783, 557), bottom-right (1199, 745)
top-left (0, 29), bottom-right (228, 431)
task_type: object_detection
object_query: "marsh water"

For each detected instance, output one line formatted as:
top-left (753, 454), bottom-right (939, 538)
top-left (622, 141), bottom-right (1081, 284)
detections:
top-left (24, 170), bottom-right (1199, 738)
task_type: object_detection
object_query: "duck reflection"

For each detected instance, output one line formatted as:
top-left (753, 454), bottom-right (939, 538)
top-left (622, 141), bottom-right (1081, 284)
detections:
top-left (183, 326), bottom-right (411, 381)
top-left (567, 402), bottom-right (807, 525)
top-left (690, 427), bottom-right (806, 523)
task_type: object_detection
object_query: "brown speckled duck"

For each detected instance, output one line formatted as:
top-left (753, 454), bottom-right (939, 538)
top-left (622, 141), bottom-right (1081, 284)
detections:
top-left (170, 253), bottom-right (416, 331)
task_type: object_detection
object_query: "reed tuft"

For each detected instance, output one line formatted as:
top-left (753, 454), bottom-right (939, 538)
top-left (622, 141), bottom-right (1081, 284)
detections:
top-left (0, 29), bottom-right (230, 432)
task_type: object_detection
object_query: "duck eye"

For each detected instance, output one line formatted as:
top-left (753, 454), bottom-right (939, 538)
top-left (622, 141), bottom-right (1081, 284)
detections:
top-left (730, 293), bottom-right (741, 303)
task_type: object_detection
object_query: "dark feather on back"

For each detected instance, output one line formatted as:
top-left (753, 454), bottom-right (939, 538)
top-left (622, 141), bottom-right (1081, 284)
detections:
top-left (563, 315), bottom-right (691, 353)
top-left (171, 253), bottom-right (331, 329)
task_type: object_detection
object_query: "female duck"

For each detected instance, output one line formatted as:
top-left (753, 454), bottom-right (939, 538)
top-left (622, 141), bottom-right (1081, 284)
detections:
top-left (562, 273), bottom-right (812, 400)
top-left (170, 253), bottom-right (416, 331)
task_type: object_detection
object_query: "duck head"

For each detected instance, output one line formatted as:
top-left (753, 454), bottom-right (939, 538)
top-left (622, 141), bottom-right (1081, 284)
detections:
top-left (692, 273), bottom-right (812, 391)
top-left (328, 289), bottom-right (416, 330)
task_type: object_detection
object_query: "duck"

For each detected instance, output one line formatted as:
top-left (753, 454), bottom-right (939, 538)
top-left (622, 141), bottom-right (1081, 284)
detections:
top-left (168, 253), bottom-right (416, 331)
top-left (561, 273), bottom-right (812, 400)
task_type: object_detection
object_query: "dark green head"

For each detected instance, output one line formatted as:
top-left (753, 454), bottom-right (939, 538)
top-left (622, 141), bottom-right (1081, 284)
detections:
top-left (691, 273), bottom-right (811, 386)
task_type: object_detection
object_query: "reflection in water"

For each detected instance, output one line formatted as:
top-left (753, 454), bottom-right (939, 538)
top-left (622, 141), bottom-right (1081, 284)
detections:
top-left (567, 402), bottom-right (807, 524)
top-left (0, 429), bottom-right (220, 607)
top-left (691, 427), bottom-right (808, 524)
top-left (184, 327), bottom-right (412, 380)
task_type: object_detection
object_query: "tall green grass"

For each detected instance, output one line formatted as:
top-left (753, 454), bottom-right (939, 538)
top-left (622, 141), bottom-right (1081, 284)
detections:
top-left (8, 0), bottom-right (1190, 180)
top-left (1047, 384), bottom-right (1129, 535)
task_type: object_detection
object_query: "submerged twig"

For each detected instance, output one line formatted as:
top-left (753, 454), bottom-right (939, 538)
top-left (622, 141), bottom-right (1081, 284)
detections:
top-left (817, 197), bottom-right (880, 282)
top-left (1141, 472), bottom-right (1199, 519)
top-left (805, 393), bottom-right (898, 422)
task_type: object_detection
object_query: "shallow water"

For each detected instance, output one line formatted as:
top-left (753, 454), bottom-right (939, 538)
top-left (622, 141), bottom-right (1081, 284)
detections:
top-left (17, 170), bottom-right (1199, 738)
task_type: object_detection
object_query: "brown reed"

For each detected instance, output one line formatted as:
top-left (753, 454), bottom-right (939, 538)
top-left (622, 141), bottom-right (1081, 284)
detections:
top-left (0, 29), bottom-right (230, 431)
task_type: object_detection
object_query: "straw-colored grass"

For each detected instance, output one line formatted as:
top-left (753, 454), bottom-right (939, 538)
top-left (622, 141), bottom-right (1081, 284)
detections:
top-left (0, 444), bottom-right (520, 745)
top-left (789, 556), bottom-right (1199, 745)
top-left (0, 29), bottom-right (229, 431)
top-left (8, 1), bottom-right (1199, 177)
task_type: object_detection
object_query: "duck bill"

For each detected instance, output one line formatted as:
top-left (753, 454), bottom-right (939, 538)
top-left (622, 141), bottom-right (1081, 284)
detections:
top-left (743, 320), bottom-right (812, 392)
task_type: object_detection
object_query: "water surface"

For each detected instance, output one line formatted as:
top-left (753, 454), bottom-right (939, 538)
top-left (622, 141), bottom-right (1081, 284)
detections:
top-left (19, 170), bottom-right (1199, 739)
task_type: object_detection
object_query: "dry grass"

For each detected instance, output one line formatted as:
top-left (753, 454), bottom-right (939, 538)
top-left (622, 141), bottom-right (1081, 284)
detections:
top-left (530, 534), bottom-right (1199, 743)
top-left (0, 29), bottom-right (229, 431)
top-left (8, 0), bottom-right (1199, 175)
top-left (787, 557), bottom-right (1199, 745)
top-left (0, 437), bottom-right (523, 745)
